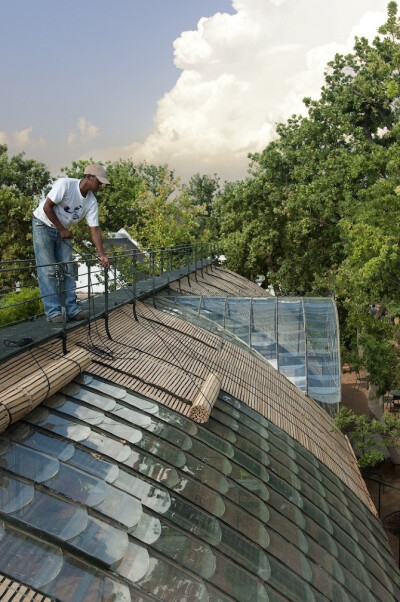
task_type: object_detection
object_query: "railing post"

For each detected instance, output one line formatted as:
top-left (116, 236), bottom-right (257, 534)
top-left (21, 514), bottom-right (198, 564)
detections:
top-left (186, 245), bottom-right (191, 287)
top-left (131, 250), bottom-right (138, 321)
top-left (194, 244), bottom-right (198, 282)
top-left (55, 262), bottom-right (67, 354)
top-left (103, 267), bottom-right (112, 339)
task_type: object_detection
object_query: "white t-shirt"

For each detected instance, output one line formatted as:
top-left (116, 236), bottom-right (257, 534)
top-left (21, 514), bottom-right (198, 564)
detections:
top-left (34, 178), bottom-right (99, 228)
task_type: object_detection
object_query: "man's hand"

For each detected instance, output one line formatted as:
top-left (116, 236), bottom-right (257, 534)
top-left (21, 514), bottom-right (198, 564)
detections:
top-left (59, 227), bottom-right (73, 239)
top-left (99, 255), bottom-right (110, 269)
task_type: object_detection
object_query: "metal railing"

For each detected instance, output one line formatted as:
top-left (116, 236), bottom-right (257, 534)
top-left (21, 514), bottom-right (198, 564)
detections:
top-left (0, 242), bottom-right (219, 332)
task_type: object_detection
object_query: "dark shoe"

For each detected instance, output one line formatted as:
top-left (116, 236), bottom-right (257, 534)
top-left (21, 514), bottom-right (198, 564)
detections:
top-left (68, 311), bottom-right (90, 322)
top-left (48, 314), bottom-right (63, 323)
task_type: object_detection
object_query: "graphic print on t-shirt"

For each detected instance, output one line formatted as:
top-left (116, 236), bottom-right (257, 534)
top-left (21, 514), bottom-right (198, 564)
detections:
top-left (64, 205), bottom-right (83, 220)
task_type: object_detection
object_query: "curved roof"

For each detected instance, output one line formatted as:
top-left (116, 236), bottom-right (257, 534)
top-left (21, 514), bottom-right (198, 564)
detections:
top-left (0, 372), bottom-right (397, 601)
top-left (0, 267), bottom-right (398, 600)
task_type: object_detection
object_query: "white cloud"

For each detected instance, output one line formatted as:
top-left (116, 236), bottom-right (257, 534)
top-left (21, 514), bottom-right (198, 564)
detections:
top-left (67, 117), bottom-right (99, 146)
top-left (128, 0), bottom-right (387, 181)
top-left (12, 127), bottom-right (45, 149)
top-left (0, 132), bottom-right (9, 145)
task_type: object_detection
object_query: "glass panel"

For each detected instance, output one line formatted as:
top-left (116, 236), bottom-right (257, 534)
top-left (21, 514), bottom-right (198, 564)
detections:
top-left (114, 470), bottom-right (171, 514)
top-left (95, 486), bottom-right (142, 529)
top-left (251, 298), bottom-right (277, 363)
top-left (131, 513), bottom-right (162, 544)
top-left (182, 455), bottom-right (230, 494)
top-left (44, 396), bottom-right (105, 426)
top-left (146, 404), bottom-right (198, 435)
top-left (136, 553), bottom-right (208, 599)
top-left (225, 481), bottom-right (269, 522)
top-left (218, 523), bottom-right (270, 580)
top-left (225, 298), bottom-right (251, 345)
top-left (151, 523), bottom-right (216, 579)
top-left (164, 496), bottom-right (222, 546)
top-left (136, 433), bottom-right (186, 468)
top-left (84, 431), bottom-right (132, 464)
top-left (41, 554), bottom-right (131, 602)
top-left (145, 420), bottom-right (192, 450)
top-left (0, 440), bottom-right (59, 483)
top-left (25, 408), bottom-right (91, 442)
top-left (69, 516), bottom-right (129, 567)
top-left (172, 475), bottom-right (225, 517)
top-left (62, 385), bottom-right (117, 412)
top-left (114, 541), bottom-right (151, 583)
top-left (0, 473), bottom-right (34, 513)
top-left (228, 464), bottom-right (269, 502)
top-left (222, 499), bottom-right (269, 548)
top-left (68, 447), bottom-right (119, 484)
top-left (189, 439), bottom-right (232, 475)
top-left (10, 488), bottom-right (88, 541)
top-left (0, 525), bottom-right (63, 589)
top-left (44, 464), bottom-right (107, 507)
top-left (195, 428), bottom-right (234, 458)
top-left (110, 405), bottom-right (153, 429)
top-left (98, 416), bottom-right (143, 444)
top-left (210, 552), bottom-right (269, 602)
top-left (9, 424), bottom-right (74, 461)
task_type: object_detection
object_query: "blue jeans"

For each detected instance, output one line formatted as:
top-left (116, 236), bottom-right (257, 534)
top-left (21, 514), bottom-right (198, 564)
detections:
top-left (32, 217), bottom-right (80, 320)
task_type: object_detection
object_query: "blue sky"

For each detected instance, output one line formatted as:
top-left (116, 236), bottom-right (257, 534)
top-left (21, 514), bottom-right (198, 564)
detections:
top-left (0, 0), bottom-right (389, 181)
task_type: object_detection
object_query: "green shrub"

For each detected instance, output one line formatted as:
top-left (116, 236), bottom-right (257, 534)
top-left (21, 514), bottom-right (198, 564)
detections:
top-left (0, 288), bottom-right (43, 327)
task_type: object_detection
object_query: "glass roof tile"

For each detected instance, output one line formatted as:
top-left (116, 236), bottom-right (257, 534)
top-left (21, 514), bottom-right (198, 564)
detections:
top-left (44, 396), bottom-right (105, 426)
top-left (9, 424), bottom-right (75, 461)
top-left (268, 530), bottom-right (313, 582)
top-left (44, 463), bottom-right (107, 507)
top-left (41, 555), bottom-right (131, 602)
top-left (222, 499), bottom-right (269, 548)
top-left (0, 523), bottom-right (63, 589)
top-left (121, 446), bottom-right (179, 488)
top-left (83, 430), bottom-right (132, 463)
top-left (67, 447), bottom-right (119, 483)
top-left (138, 402), bottom-right (198, 434)
top-left (131, 513), bottom-right (162, 544)
top-left (228, 463), bottom-right (269, 501)
top-left (106, 405), bottom-right (153, 429)
top-left (113, 470), bottom-right (171, 514)
top-left (210, 552), bottom-right (269, 601)
top-left (0, 440), bottom-right (59, 483)
top-left (96, 416), bottom-right (143, 444)
top-left (195, 428), bottom-right (235, 458)
top-left (164, 495), bottom-right (222, 546)
top-left (205, 418), bottom-right (237, 443)
top-left (136, 433), bottom-right (186, 467)
top-left (62, 384), bottom-right (117, 411)
top-left (0, 473), bottom-right (34, 513)
top-left (189, 438), bottom-right (232, 474)
top-left (135, 552), bottom-right (208, 599)
top-left (144, 420), bottom-right (193, 450)
top-left (172, 475), bottom-right (225, 517)
top-left (69, 515), bottom-right (129, 568)
top-left (268, 555), bottom-right (315, 602)
top-left (151, 522), bottom-right (216, 579)
top-left (218, 522), bottom-right (270, 580)
top-left (267, 506), bottom-right (308, 553)
top-left (94, 485), bottom-right (142, 529)
top-left (182, 454), bottom-right (230, 494)
top-left (226, 481), bottom-right (269, 522)
top-left (267, 489), bottom-right (306, 530)
top-left (25, 408), bottom-right (91, 442)
top-left (8, 487), bottom-right (88, 541)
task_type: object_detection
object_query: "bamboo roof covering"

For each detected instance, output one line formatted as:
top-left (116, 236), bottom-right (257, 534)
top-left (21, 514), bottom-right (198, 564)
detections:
top-left (169, 265), bottom-right (272, 297)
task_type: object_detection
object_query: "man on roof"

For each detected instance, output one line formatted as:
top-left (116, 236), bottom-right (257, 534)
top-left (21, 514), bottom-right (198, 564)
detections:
top-left (32, 164), bottom-right (110, 323)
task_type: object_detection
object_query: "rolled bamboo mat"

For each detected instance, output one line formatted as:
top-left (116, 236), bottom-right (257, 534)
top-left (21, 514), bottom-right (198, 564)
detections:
top-left (189, 373), bottom-right (221, 423)
top-left (0, 347), bottom-right (91, 432)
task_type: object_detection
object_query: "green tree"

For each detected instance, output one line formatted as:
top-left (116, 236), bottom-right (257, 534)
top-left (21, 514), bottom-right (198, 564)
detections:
top-left (0, 145), bottom-right (51, 264)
